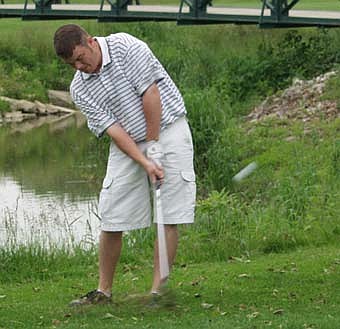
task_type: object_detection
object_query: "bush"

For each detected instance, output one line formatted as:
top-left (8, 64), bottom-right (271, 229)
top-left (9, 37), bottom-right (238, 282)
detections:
top-left (0, 99), bottom-right (11, 115)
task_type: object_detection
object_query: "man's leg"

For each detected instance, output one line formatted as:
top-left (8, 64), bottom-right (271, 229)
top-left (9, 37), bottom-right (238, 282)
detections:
top-left (98, 231), bottom-right (123, 295)
top-left (151, 224), bottom-right (178, 293)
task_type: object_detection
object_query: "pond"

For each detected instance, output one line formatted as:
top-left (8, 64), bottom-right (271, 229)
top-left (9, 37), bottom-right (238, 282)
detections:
top-left (0, 113), bottom-right (109, 249)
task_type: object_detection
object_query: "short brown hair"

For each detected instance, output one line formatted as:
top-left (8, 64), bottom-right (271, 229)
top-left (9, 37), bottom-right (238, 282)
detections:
top-left (54, 24), bottom-right (90, 59)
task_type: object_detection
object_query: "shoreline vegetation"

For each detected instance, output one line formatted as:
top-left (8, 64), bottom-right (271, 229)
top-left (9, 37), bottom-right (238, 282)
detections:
top-left (0, 17), bottom-right (339, 328)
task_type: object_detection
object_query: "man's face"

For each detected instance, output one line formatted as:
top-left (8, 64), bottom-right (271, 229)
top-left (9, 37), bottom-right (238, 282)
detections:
top-left (65, 38), bottom-right (102, 74)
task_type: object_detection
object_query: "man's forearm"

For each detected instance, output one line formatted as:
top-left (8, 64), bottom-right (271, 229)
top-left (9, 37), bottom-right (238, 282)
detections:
top-left (142, 83), bottom-right (162, 142)
top-left (106, 123), bottom-right (149, 168)
top-left (105, 123), bottom-right (163, 183)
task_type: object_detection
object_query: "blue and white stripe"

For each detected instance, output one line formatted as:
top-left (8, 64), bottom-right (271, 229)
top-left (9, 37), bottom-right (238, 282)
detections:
top-left (70, 33), bottom-right (186, 141)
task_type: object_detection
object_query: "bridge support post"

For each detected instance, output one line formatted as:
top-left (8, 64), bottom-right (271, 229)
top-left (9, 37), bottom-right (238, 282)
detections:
top-left (261, 0), bottom-right (300, 26)
top-left (179, 0), bottom-right (210, 20)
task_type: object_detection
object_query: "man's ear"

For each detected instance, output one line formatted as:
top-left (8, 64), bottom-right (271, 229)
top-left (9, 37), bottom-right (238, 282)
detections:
top-left (87, 37), bottom-right (96, 48)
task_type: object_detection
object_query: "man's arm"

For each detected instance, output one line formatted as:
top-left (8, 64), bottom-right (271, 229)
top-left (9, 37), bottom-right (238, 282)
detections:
top-left (106, 123), bottom-right (163, 183)
top-left (142, 83), bottom-right (162, 142)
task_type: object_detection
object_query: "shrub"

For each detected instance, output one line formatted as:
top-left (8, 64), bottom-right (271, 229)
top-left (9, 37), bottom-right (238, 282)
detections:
top-left (0, 99), bottom-right (11, 115)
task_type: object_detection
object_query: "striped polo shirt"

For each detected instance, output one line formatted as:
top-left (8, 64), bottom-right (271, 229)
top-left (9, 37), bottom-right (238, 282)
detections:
top-left (70, 33), bottom-right (186, 141)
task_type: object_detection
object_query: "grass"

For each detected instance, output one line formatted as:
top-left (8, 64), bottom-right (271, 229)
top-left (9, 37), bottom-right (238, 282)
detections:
top-left (0, 245), bottom-right (339, 328)
top-left (0, 99), bottom-right (11, 115)
top-left (0, 12), bottom-right (340, 329)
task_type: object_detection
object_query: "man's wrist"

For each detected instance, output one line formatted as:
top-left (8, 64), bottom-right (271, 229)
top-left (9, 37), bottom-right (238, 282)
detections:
top-left (145, 139), bottom-right (158, 149)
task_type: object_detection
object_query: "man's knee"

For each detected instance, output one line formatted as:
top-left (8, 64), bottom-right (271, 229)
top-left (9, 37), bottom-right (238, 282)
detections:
top-left (101, 231), bottom-right (123, 240)
top-left (164, 224), bottom-right (178, 235)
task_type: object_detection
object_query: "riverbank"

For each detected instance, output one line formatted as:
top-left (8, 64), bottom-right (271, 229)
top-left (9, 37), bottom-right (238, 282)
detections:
top-left (0, 90), bottom-right (88, 134)
top-left (0, 245), bottom-right (339, 328)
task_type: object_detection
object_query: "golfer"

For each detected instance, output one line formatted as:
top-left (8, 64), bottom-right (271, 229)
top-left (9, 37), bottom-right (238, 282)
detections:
top-left (54, 24), bottom-right (196, 305)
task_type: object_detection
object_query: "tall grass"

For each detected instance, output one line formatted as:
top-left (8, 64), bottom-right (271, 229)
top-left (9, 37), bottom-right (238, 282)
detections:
top-left (0, 20), bottom-right (340, 266)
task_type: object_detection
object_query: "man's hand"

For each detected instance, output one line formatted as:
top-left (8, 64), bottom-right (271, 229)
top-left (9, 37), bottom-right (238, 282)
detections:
top-left (146, 140), bottom-right (164, 184)
top-left (106, 124), bottom-right (164, 184)
top-left (144, 159), bottom-right (164, 185)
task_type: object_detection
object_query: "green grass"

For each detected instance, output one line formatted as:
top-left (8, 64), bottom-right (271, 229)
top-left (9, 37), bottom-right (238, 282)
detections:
top-left (0, 13), bottom-right (340, 329)
top-left (0, 245), bottom-right (339, 328)
top-left (0, 99), bottom-right (11, 115)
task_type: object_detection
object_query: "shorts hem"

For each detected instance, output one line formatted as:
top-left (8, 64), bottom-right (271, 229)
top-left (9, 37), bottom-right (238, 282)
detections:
top-left (100, 221), bottom-right (150, 232)
top-left (154, 217), bottom-right (195, 225)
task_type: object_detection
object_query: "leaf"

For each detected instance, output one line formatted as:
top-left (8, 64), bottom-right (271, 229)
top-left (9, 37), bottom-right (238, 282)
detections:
top-left (273, 309), bottom-right (284, 315)
top-left (201, 302), bottom-right (214, 309)
top-left (247, 311), bottom-right (260, 319)
top-left (52, 319), bottom-right (61, 326)
top-left (229, 256), bottom-right (251, 263)
top-left (239, 304), bottom-right (247, 310)
top-left (102, 313), bottom-right (115, 320)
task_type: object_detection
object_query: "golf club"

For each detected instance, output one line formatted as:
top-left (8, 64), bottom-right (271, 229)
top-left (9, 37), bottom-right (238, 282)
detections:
top-left (232, 161), bottom-right (258, 182)
top-left (154, 180), bottom-right (169, 281)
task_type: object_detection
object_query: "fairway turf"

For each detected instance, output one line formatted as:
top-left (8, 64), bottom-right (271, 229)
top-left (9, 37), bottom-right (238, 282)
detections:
top-left (0, 245), bottom-right (339, 328)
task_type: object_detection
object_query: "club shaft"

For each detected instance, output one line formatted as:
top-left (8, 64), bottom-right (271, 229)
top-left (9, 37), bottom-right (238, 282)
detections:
top-left (155, 188), bottom-right (169, 280)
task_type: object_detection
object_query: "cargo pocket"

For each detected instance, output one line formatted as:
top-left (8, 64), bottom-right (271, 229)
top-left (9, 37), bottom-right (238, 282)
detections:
top-left (181, 171), bottom-right (195, 184)
top-left (180, 170), bottom-right (196, 212)
top-left (102, 175), bottom-right (114, 190)
top-left (158, 170), bottom-right (196, 222)
top-left (98, 175), bottom-right (115, 220)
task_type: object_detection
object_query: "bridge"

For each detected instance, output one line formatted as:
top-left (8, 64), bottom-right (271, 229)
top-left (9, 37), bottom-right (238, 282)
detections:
top-left (0, 0), bottom-right (340, 28)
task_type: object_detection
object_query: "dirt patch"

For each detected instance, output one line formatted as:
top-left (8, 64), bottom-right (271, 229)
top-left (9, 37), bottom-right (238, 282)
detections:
top-left (247, 71), bottom-right (339, 124)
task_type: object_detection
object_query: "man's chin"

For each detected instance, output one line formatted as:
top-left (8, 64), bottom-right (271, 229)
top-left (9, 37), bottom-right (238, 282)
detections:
top-left (80, 67), bottom-right (94, 74)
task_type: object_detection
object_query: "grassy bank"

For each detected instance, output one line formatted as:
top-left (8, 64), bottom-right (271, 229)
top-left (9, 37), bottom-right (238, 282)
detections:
top-left (0, 246), bottom-right (339, 328)
top-left (0, 17), bottom-right (340, 329)
top-left (1, 19), bottom-right (340, 256)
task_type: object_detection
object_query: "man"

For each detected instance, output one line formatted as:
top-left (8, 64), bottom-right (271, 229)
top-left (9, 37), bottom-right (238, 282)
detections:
top-left (53, 24), bottom-right (196, 305)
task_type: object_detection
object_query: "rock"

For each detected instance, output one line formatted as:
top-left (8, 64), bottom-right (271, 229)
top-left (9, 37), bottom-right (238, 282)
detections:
top-left (48, 90), bottom-right (74, 108)
top-left (0, 96), bottom-right (42, 114)
top-left (45, 104), bottom-right (60, 115)
top-left (3, 111), bottom-right (37, 122)
top-left (0, 95), bottom-right (76, 125)
top-left (0, 96), bottom-right (36, 112)
top-left (34, 101), bottom-right (49, 115)
top-left (22, 113), bottom-right (38, 120)
top-left (247, 71), bottom-right (339, 124)
top-left (16, 100), bottom-right (38, 113)
top-left (44, 104), bottom-right (76, 115)
top-left (4, 111), bottom-right (25, 122)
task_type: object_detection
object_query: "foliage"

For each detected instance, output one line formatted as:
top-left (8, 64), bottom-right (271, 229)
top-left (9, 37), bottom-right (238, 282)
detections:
top-left (0, 99), bottom-right (11, 115)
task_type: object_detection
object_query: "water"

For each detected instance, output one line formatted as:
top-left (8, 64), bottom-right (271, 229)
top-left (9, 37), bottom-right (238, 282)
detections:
top-left (0, 113), bottom-right (109, 249)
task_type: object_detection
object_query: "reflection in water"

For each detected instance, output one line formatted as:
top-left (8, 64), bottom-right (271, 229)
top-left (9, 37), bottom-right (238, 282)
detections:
top-left (0, 176), bottom-right (100, 249)
top-left (0, 113), bottom-right (109, 249)
top-left (8, 112), bottom-right (86, 134)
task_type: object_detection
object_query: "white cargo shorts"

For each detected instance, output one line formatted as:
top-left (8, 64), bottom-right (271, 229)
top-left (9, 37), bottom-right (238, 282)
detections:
top-left (98, 116), bottom-right (196, 232)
